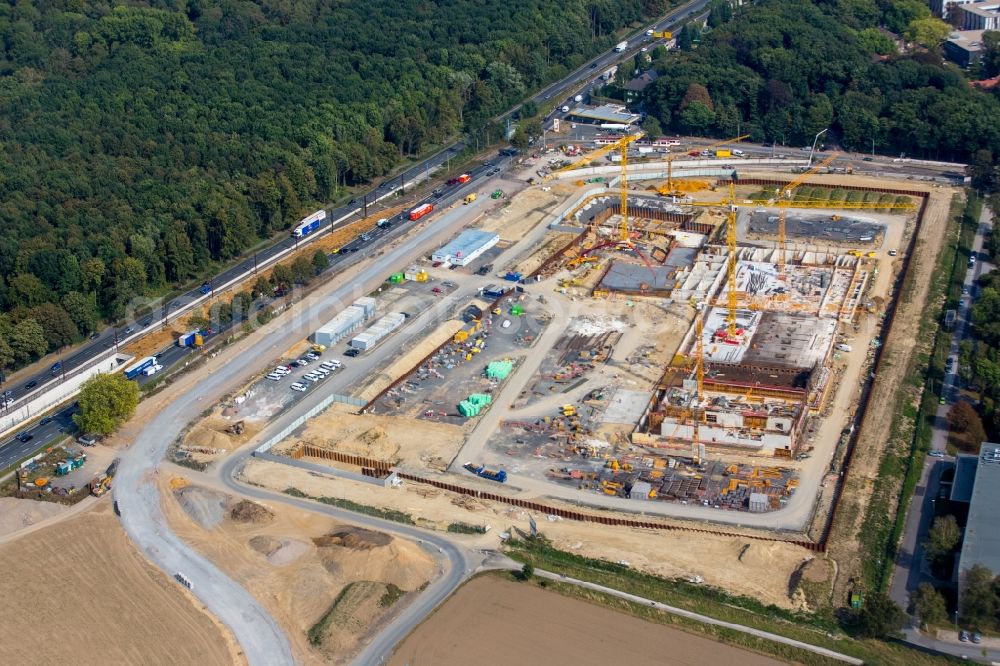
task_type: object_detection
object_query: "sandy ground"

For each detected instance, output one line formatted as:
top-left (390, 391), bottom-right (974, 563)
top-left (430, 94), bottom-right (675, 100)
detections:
top-left (0, 502), bottom-right (241, 665)
top-left (242, 458), bottom-right (814, 609)
top-left (477, 185), bottom-right (561, 243)
top-left (161, 476), bottom-right (436, 665)
top-left (0, 496), bottom-right (71, 538)
top-left (389, 575), bottom-right (784, 666)
top-left (279, 402), bottom-right (467, 471)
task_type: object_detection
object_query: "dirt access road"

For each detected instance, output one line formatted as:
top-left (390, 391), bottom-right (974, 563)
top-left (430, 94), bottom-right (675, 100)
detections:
top-left (389, 575), bottom-right (785, 666)
top-left (0, 503), bottom-right (239, 665)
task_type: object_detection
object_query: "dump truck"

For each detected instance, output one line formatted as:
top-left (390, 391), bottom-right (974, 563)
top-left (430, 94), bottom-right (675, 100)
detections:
top-left (715, 149), bottom-right (731, 158)
top-left (464, 193), bottom-right (477, 204)
top-left (463, 462), bottom-right (507, 483)
top-left (491, 189), bottom-right (504, 199)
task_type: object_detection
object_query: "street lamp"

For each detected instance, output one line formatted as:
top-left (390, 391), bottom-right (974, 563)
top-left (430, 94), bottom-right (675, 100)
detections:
top-left (809, 128), bottom-right (828, 167)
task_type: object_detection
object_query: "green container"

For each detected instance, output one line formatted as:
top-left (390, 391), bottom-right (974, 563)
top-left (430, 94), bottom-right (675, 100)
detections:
top-left (510, 304), bottom-right (524, 316)
top-left (486, 360), bottom-right (513, 380)
top-left (458, 400), bottom-right (480, 417)
top-left (469, 393), bottom-right (492, 407)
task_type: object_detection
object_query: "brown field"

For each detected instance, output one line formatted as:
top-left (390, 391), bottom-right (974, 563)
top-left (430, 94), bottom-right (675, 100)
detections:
top-left (388, 575), bottom-right (785, 666)
top-left (0, 503), bottom-right (239, 665)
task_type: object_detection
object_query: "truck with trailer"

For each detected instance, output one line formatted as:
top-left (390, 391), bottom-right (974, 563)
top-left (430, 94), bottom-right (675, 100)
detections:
top-left (457, 173), bottom-right (471, 184)
top-left (176, 331), bottom-right (204, 348)
top-left (715, 149), bottom-right (732, 158)
top-left (291, 210), bottom-right (327, 238)
top-left (409, 203), bottom-right (434, 221)
top-left (122, 356), bottom-right (156, 380)
top-left (464, 462), bottom-right (507, 483)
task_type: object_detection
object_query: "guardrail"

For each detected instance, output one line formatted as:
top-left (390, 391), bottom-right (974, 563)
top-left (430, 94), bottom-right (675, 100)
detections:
top-left (253, 393), bottom-right (365, 456)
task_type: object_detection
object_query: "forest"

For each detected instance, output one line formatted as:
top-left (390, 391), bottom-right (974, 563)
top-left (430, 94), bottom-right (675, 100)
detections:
top-left (638, 0), bottom-right (1000, 161)
top-left (0, 0), bottom-right (666, 371)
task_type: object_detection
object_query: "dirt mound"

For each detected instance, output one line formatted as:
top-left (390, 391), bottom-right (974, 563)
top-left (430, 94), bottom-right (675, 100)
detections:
top-left (314, 531), bottom-right (433, 590)
top-left (0, 498), bottom-right (68, 539)
top-left (230, 500), bottom-right (274, 524)
top-left (174, 486), bottom-right (228, 530)
top-left (313, 526), bottom-right (392, 550)
top-left (249, 535), bottom-right (282, 556)
top-left (249, 535), bottom-right (311, 566)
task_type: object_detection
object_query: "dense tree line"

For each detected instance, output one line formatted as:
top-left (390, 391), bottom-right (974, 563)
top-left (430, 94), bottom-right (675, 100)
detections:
top-left (0, 0), bottom-right (670, 373)
top-left (641, 0), bottom-right (1000, 161)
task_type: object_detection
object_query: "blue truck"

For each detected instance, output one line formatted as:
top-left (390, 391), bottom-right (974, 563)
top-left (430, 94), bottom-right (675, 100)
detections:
top-left (464, 462), bottom-right (507, 483)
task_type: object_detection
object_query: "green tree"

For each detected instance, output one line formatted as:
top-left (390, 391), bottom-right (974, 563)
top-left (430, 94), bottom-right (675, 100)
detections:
top-left (7, 318), bottom-right (48, 363)
top-left (982, 31), bottom-right (1000, 78)
top-left (29, 303), bottom-right (79, 349)
top-left (677, 23), bottom-right (693, 51)
top-left (74, 372), bottom-right (141, 436)
top-left (252, 277), bottom-right (273, 299)
top-left (0, 335), bottom-right (14, 372)
top-left (924, 515), bottom-right (961, 565)
top-left (291, 256), bottom-right (314, 284)
top-left (641, 114), bottom-right (664, 137)
top-left (678, 102), bottom-right (716, 134)
top-left (855, 592), bottom-right (905, 638)
top-left (8, 273), bottom-right (49, 308)
top-left (520, 563), bottom-right (535, 580)
top-left (905, 18), bottom-right (951, 48)
top-left (61, 291), bottom-right (99, 335)
top-left (912, 583), bottom-right (948, 626)
top-left (271, 264), bottom-right (294, 290)
top-left (312, 250), bottom-right (329, 275)
top-left (520, 99), bottom-right (539, 118)
top-left (960, 564), bottom-right (999, 626)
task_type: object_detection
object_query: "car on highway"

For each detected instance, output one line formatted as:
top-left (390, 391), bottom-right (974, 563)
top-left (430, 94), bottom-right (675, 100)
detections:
top-left (446, 177), bottom-right (460, 185)
top-left (863, 157), bottom-right (874, 162)
top-left (39, 417), bottom-right (53, 426)
top-left (89, 331), bottom-right (101, 339)
top-left (124, 326), bottom-right (135, 335)
top-left (24, 380), bottom-right (37, 390)
top-left (142, 318), bottom-right (153, 327)
top-left (589, 63), bottom-right (597, 68)
top-left (15, 432), bottom-right (33, 443)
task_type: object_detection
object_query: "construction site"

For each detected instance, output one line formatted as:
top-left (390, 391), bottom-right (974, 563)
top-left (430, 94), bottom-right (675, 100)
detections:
top-left (1, 126), bottom-right (956, 666)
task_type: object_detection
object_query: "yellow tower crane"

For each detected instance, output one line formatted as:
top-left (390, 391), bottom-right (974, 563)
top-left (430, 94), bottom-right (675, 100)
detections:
top-left (725, 180), bottom-right (739, 338)
top-left (617, 133), bottom-right (642, 243)
top-left (775, 153), bottom-right (838, 276)
top-left (692, 313), bottom-right (705, 463)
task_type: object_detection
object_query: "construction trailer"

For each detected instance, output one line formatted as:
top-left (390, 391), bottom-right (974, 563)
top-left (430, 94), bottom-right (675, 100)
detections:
top-left (350, 312), bottom-right (406, 351)
top-left (312, 298), bottom-right (377, 346)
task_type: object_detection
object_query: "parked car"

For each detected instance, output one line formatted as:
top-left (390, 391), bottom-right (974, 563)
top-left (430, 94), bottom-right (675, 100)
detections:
top-left (77, 434), bottom-right (97, 446)
top-left (928, 450), bottom-right (945, 458)
top-left (290, 383), bottom-right (307, 392)
top-left (959, 630), bottom-right (970, 642)
top-left (972, 632), bottom-right (982, 644)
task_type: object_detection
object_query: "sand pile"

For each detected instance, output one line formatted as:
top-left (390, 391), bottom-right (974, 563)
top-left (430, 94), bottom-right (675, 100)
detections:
top-left (174, 486), bottom-right (228, 529)
top-left (313, 528), bottom-right (433, 590)
top-left (249, 536), bottom-right (310, 566)
top-left (230, 500), bottom-right (274, 524)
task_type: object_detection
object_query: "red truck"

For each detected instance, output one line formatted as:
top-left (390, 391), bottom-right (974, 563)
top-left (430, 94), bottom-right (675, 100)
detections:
top-left (409, 203), bottom-right (433, 221)
top-left (457, 173), bottom-right (471, 183)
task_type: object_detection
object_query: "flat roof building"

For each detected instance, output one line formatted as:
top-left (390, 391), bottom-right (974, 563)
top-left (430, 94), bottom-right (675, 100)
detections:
top-left (960, 1), bottom-right (1000, 29)
top-left (957, 444), bottom-right (1000, 600)
top-left (431, 229), bottom-right (499, 267)
top-left (567, 104), bottom-right (641, 126)
top-left (944, 30), bottom-right (987, 68)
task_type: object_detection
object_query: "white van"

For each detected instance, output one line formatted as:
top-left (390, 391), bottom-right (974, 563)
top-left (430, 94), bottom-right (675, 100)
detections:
top-left (732, 149), bottom-right (744, 157)
top-left (835, 344), bottom-right (852, 353)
